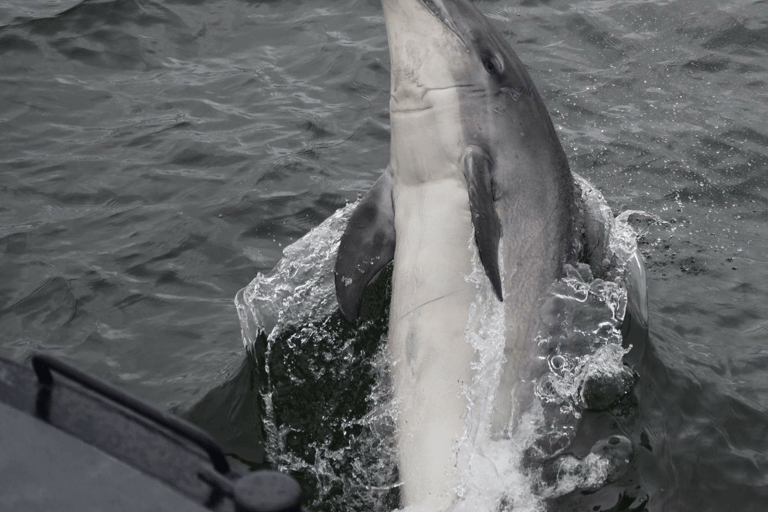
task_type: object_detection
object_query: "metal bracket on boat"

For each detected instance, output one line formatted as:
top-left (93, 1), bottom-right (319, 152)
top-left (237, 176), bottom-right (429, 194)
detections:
top-left (31, 352), bottom-right (231, 474)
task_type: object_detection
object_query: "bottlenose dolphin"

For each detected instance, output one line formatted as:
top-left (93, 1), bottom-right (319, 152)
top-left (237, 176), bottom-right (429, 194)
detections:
top-left (334, 0), bottom-right (647, 509)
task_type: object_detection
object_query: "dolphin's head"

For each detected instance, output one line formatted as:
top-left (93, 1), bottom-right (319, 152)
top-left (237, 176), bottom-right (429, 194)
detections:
top-left (381, 0), bottom-right (534, 111)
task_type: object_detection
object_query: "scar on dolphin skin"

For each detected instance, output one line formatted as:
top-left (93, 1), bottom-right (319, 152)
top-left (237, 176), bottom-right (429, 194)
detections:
top-left (399, 289), bottom-right (463, 320)
top-left (498, 86), bottom-right (527, 102)
top-left (390, 103), bottom-right (434, 114)
top-left (390, 84), bottom-right (475, 111)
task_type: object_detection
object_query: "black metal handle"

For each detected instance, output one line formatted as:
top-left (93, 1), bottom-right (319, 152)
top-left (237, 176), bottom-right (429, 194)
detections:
top-left (32, 352), bottom-right (230, 474)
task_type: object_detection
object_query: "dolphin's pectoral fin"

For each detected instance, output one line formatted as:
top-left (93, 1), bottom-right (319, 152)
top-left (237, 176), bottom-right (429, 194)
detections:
top-left (462, 147), bottom-right (503, 301)
top-left (335, 168), bottom-right (396, 324)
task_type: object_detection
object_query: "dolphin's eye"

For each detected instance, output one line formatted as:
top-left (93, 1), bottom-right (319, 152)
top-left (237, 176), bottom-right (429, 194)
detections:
top-left (481, 52), bottom-right (504, 77)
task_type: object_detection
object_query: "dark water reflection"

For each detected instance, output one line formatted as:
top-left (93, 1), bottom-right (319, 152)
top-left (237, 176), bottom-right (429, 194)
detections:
top-left (1, 0), bottom-right (767, 510)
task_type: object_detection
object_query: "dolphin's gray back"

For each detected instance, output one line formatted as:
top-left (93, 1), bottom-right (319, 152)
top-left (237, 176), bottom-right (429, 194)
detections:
top-left (436, 0), bottom-right (576, 430)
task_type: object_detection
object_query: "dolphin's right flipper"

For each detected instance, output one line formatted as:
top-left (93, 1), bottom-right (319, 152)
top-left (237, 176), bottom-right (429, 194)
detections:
top-left (462, 146), bottom-right (503, 301)
top-left (335, 168), bottom-right (396, 324)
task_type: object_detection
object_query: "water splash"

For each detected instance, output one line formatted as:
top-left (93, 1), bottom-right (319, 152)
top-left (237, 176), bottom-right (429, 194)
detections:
top-left (236, 202), bottom-right (401, 512)
top-left (235, 202), bottom-right (355, 349)
top-left (447, 237), bottom-right (543, 512)
top-left (234, 194), bottom-right (645, 511)
top-left (522, 204), bottom-right (642, 500)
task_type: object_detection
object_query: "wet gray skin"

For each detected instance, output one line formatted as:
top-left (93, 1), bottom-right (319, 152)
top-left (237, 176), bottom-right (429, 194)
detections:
top-left (334, 0), bottom-right (607, 509)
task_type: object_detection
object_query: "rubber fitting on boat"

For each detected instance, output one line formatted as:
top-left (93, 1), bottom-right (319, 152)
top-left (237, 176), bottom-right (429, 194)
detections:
top-left (234, 470), bottom-right (303, 512)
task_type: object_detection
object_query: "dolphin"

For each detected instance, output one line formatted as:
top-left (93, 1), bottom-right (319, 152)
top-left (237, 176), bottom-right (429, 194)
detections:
top-left (333, 0), bottom-right (647, 509)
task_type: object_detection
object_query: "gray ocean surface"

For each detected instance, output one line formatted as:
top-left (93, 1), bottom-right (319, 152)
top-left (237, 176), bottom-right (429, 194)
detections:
top-left (1, 0), bottom-right (767, 510)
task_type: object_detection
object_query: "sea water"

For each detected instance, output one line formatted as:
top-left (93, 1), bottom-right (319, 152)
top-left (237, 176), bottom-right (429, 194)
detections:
top-left (2, 0), bottom-right (768, 510)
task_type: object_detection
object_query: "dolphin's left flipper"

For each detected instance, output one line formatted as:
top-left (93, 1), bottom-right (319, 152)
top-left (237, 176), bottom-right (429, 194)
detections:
top-left (335, 168), bottom-right (396, 324)
top-left (462, 146), bottom-right (503, 301)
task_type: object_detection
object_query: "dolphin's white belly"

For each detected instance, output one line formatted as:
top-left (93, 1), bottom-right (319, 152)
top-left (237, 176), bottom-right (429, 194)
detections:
top-left (388, 178), bottom-right (477, 509)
